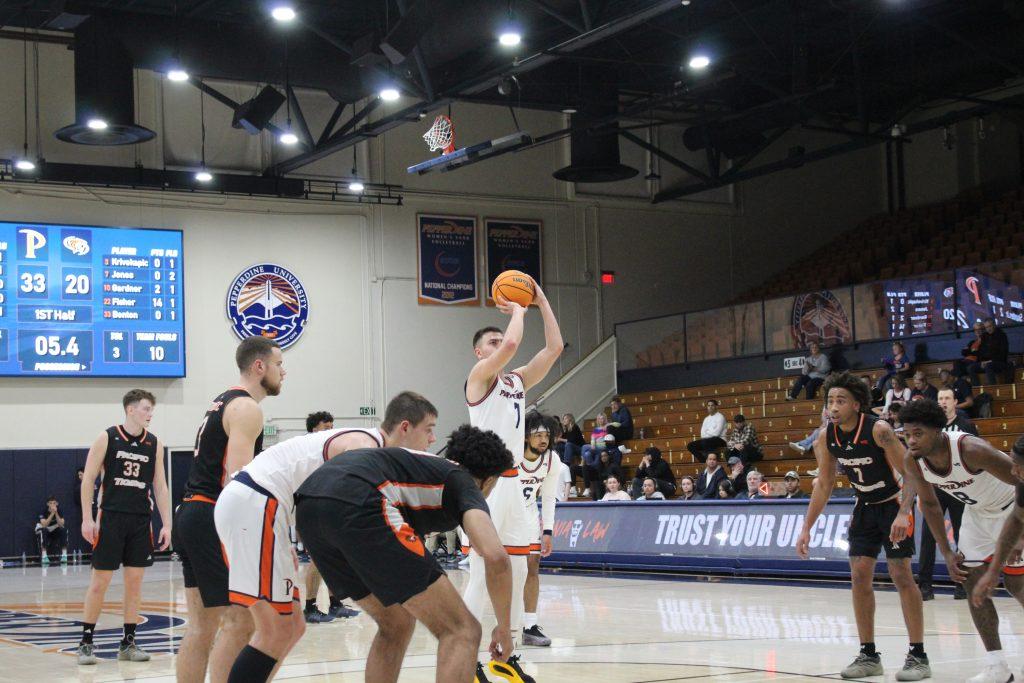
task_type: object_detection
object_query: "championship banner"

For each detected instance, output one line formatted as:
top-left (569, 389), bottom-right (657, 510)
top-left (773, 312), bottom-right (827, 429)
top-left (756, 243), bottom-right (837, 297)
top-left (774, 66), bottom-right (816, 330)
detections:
top-left (485, 218), bottom-right (542, 306)
top-left (416, 214), bottom-right (478, 306)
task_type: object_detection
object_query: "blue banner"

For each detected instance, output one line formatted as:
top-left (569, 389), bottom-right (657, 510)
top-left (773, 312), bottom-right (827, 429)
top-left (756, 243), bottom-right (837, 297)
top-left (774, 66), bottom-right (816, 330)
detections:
top-left (485, 218), bottom-right (542, 305)
top-left (417, 214), bottom-right (478, 306)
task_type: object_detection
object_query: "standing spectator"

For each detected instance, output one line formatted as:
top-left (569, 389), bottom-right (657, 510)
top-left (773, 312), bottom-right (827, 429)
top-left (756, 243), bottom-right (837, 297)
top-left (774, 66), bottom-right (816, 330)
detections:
top-left (782, 471), bottom-right (808, 499)
top-left (952, 320), bottom-right (985, 378)
top-left (875, 341), bottom-right (911, 392)
top-left (937, 389), bottom-right (979, 436)
top-left (600, 476), bottom-right (632, 501)
top-left (686, 400), bottom-right (728, 460)
top-left (909, 371), bottom-right (938, 402)
top-left (678, 476), bottom-right (697, 500)
top-left (629, 447), bottom-right (676, 499)
top-left (725, 415), bottom-right (763, 464)
top-left (607, 398), bottom-right (634, 443)
top-left (970, 317), bottom-right (1011, 385)
top-left (555, 414), bottom-right (585, 467)
top-left (787, 342), bottom-right (831, 401)
top-left (593, 449), bottom-right (624, 500)
top-left (873, 374), bottom-right (912, 419)
top-left (637, 478), bottom-right (666, 501)
top-left (938, 368), bottom-right (977, 417)
top-left (36, 496), bottom-right (67, 563)
top-left (736, 471), bottom-right (766, 500)
top-left (726, 456), bottom-right (748, 493)
top-left (695, 452), bottom-right (727, 499)
top-left (789, 407), bottom-right (830, 455)
top-left (716, 479), bottom-right (736, 499)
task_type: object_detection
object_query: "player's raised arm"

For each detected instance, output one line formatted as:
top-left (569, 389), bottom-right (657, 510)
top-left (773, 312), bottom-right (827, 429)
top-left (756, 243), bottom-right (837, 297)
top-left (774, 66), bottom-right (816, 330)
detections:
top-left (152, 439), bottom-right (172, 550)
top-left (514, 283), bottom-right (563, 391)
top-left (461, 508), bottom-right (513, 661)
top-left (796, 429), bottom-right (835, 559)
top-left (222, 398), bottom-right (264, 478)
top-left (80, 431), bottom-right (108, 545)
top-left (468, 305), bottom-right (526, 400)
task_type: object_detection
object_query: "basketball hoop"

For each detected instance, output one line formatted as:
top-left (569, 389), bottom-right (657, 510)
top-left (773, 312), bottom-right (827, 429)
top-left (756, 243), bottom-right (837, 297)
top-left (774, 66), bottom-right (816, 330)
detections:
top-left (423, 114), bottom-right (455, 155)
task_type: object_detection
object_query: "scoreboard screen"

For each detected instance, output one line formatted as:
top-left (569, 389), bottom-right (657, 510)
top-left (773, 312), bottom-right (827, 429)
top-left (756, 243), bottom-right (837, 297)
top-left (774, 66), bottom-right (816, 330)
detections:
top-left (0, 222), bottom-right (185, 377)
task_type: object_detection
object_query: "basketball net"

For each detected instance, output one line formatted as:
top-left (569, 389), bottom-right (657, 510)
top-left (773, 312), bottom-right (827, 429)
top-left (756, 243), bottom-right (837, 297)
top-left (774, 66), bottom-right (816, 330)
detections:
top-left (423, 114), bottom-right (455, 155)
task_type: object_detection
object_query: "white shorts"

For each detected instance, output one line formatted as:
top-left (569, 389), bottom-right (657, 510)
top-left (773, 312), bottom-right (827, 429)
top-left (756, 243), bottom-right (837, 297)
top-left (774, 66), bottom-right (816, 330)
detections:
top-left (959, 502), bottom-right (1024, 573)
top-left (462, 469), bottom-right (534, 557)
top-left (214, 476), bottom-right (299, 614)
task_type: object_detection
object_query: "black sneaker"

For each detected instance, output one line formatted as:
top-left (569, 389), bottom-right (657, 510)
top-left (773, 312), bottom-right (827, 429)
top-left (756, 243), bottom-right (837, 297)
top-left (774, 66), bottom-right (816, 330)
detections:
top-left (304, 605), bottom-right (336, 623)
top-left (522, 624), bottom-right (551, 646)
top-left (476, 662), bottom-right (492, 682)
top-left (919, 583), bottom-right (935, 601)
top-left (953, 583), bottom-right (967, 600)
top-left (328, 602), bottom-right (360, 618)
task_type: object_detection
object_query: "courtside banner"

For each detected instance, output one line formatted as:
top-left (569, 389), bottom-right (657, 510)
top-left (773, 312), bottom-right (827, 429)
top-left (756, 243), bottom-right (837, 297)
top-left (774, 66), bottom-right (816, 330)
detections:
top-left (484, 218), bottom-right (542, 306)
top-left (417, 214), bottom-right (479, 306)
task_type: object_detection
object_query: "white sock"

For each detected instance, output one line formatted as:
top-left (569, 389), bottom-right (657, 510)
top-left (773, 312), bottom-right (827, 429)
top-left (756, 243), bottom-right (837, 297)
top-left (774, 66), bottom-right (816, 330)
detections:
top-left (985, 650), bottom-right (1006, 667)
top-left (524, 612), bottom-right (538, 629)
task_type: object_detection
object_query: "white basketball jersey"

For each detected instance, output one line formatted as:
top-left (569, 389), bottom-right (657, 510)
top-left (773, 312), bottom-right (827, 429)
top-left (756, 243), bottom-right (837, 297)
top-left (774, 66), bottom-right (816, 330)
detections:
top-left (241, 428), bottom-right (383, 521)
top-left (919, 431), bottom-right (1014, 512)
top-left (467, 371), bottom-right (526, 464)
top-left (519, 450), bottom-right (555, 507)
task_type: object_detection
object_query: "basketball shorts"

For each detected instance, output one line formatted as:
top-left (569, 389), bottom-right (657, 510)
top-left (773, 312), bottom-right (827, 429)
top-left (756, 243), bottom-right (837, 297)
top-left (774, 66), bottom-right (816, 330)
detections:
top-left (848, 498), bottom-right (915, 559)
top-left (294, 492), bottom-right (444, 608)
top-left (91, 510), bottom-right (153, 570)
top-left (461, 468), bottom-right (534, 557)
top-left (172, 495), bottom-right (229, 608)
top-left (214, 472), bottom-right (300, 614)
top-left (958, 501), bottom-right (1024, 573)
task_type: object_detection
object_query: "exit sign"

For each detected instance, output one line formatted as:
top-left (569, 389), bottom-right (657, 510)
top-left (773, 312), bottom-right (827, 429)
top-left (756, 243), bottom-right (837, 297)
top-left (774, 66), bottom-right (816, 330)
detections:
top-left (263, 424), bottom-right (278, 437)
top-left (359, 406), bottom-right (376, 416)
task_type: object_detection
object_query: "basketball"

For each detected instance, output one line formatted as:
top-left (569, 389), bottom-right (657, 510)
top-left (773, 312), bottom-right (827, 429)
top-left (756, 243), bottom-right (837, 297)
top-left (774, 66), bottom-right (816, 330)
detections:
top-left (491, 270), bottom-right (536, 307)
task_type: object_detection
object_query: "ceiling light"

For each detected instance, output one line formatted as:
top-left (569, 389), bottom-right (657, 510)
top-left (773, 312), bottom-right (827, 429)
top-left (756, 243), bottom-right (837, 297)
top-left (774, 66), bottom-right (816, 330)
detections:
top-left (195, 169), bottom-right (213, 182)
top-left (688, 54), bottom-right (711, 70)
top-left (279, 130), bottom-right (299, 145)
top-left (15, 159), bottom-right (36, 171)
top-left (86, 118), bottom-right (108, 130)
top-left (379, 88), bottom-right (400, 101)
top-left (561, 107), bottom-right (577, 114)
top-left (348, 181), bottom-right (365, 192)
top-left (167, 69), bottom-right (189, 82)
top-left (499, 31), bottom-right (522, 47)
top-left (271, 5), bottom-right (296, 22)
top-left (681, 0), bottom-right (691, 5)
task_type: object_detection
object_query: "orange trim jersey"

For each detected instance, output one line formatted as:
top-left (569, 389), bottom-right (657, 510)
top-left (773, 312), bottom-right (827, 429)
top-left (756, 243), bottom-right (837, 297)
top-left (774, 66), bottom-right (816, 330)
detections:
top-left (185, 387), bottom-right (264, 501)
top-left (99, 425), bottom-right (158, 515)
top-left (467, 371), bottom-right (526, 465)
top-left (826, 413), bottom-right (900, 503)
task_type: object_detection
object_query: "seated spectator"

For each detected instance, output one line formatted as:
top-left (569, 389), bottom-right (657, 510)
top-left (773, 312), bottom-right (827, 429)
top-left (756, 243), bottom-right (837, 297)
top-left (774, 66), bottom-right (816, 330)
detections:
top-left (725, 414), bottom-right (763, 464)
top-left (695, 452), bottom-right (728, 499)
top-left (607, 397), bottom-right (634, 443)
top-left (678, 476), bottom-right (697, 500)
top-left (910, 371), bottom-right (938, 402)
top-left (875, 341), bottom-right (911, 392)
top-left (577, 415), bottom-right (610, 496)
top-left (555, 413), bottom-right (585, 467)
top-left (970, 317), bottom-right (1012, 385)
top-left (593, 449), bottom-right (624, 500)
top-left (35, 495), bottom-right (67, 562)
top-left (861, 374), bottom-right (884, 407)
top-left (556, 460), bottom-right (572, 501)
top-left (736, 470), bottom-right (766, 500)
top-left (789, 406), bottom-right (830, 455)
top-left (726, 456), bottom-right (748, 493)
top-left (716, 479), bottom-right (736, 499)
top-left (687, 400), bottom-right (727, 460)
top-left (601, 476), bottom-right (632, 501)
top-left (938, 367), bottom-right (979, 417)
top-left (937, 388), bottom-right (979, 435)
top-left (787, 341), bottom-right (831, 401)
top-left (873, 374), bottom-right (911, 419)
top-left (580, 413), bottom-right (609, 466)
top-left (782, 471), bottom-right (808, 499)
top-left (952, 321), bottom-right (985, 378)
top-left (630, 447), bottom-right (676, 499)
top-left (637, 477), bottom-right (666, 500)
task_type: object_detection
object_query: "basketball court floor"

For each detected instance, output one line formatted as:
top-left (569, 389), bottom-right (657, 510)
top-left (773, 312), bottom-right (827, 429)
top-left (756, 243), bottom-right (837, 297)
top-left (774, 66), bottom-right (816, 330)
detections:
top-left (0, 560), bottom-right (1019, 682)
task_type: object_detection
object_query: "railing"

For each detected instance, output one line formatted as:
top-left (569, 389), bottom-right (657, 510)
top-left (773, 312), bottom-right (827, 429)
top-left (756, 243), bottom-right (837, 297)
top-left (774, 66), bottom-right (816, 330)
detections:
top-left (533, 336), bottom-right (618, 421)
top-left (616, 256), bottom-right (1024, 370)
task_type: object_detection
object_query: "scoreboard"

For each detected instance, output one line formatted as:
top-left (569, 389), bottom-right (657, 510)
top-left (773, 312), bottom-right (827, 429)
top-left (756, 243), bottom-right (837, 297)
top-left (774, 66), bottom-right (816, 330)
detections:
top-left (0, 222), bottom-right (185, 377)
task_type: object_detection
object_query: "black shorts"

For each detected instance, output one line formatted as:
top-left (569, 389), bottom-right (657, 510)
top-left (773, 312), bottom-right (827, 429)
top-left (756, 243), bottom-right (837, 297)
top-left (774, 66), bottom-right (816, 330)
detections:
top-left (295, 494), bottom-right (444, 608)
top-left (848, 498), bottom-right (915, 559)
top-left (92, 510), bottom-right (153, 570)
top-left (172, 498), bottom-right (229, 608)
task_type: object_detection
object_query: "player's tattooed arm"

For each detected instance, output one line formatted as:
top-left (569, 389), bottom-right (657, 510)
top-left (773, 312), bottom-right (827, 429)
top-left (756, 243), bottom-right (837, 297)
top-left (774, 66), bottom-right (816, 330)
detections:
top-left (875, 420), bottom-right (906, 476)
top-left (974, 499), bottom-right (1024, 606)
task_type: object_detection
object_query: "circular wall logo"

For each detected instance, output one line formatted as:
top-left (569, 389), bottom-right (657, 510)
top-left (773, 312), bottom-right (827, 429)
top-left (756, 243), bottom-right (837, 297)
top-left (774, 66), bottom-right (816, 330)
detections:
top-left (790, 290), bottom-right (851, 348)
top-left (226, 264), bottom-right (308, 349)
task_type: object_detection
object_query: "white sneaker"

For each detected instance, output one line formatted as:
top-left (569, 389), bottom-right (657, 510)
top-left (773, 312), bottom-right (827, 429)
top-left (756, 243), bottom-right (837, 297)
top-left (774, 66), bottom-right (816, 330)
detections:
top-left (622, 447), bottom-right (632, 454)
top-left (789, 442), bottom-right (806, 454)
top-left (582, 488), bottom-right (591, 497)
top-left (967, 663), bottom-right (1013, 683)
top-left (569, 487), bottom-right (578, 496)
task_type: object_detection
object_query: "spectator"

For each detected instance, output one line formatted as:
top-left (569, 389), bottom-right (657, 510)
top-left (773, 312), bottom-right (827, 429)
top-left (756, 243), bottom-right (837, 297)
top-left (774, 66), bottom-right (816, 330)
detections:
top-left (600, 476), bottom-right (632, 501)
top-left (736, 470), bottom-right (766, 500)
top-left (873, 374), bottom-right (911, 419)
top-left (305, 410), bottom-right (334, 432)
top-left (861, 374), bottom-right (884, 407)
top-left (789, 406), bottom-right (830, 455)
top-left (875, 341), bottom-right (911, 392)
top-left (970, 317), bottom-right (1011, 385)
top-left (695, 452), bottom-right (728, 499)
top-left (629, 447), bottom-right (676, 499)
top-left (725, 414), bottom-right (763, 464)
top-left (36, 496), bottom-right (67, 563)
top-left (607, 397), bottom-right (634, 443)
top-left (952, 321), bottom-right (985, 378)
top-left (678, 476), bottom-right (697, 500)
top-left (938, 367), bottom-right (977, 417)
top-left (787, 341), bottom-right (831, 401)
top-left (556, 460), bottom-right (572, 501)
top-left (637, 477), bottom-right (666, 501)
top-left (726, 456), bottom-right (748, 493)
top-left (937, 388), bottom-right (979, 435)
top-left (782, 471), bottom-right (808, 499)
top-left (910, 371), bottom-right (938, 402)
top-left (716, 479), bottom-right (736, 499)
top-left (686, 400), bottom-right (727, 460)
top-left (593, 449), bottom-right (624, 500)
top-left (555, 413), bottom-right (585, 467)
top-left (577, 415), bottom-right (610, 496)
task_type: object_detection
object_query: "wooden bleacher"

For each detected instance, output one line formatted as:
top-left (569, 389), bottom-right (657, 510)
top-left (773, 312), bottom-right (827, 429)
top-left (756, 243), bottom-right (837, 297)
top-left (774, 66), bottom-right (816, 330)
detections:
top-left (580, 361), bottom-right (1024, 497)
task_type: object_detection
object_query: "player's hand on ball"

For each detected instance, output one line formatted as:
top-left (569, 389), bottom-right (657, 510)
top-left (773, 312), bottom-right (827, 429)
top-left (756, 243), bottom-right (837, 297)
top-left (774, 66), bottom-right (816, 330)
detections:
top-left (496, 298), bottom-right (525, 317)
top-left (795, 529), bottom-right (811, 559)
top-left (942, 550), bottom-right (967, 583)
top-left (972, 567), bottom-right (1001, 607)
top-left (81, 518), bottom-right (96, 545)
top-left (490, 625), bottom-right (512, 662)
top-left (531, 280), bottom-right (547, 305)
top-left (541, 535), bottom-right (553, 558)
top-left (157, 527), bottom-right (171, 551)
top-left (889, 513), bottom-right (911, 543)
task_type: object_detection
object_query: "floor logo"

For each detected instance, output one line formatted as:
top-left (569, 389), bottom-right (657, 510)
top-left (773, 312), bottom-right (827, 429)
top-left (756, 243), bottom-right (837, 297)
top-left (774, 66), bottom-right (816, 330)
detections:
top-left (227, 264), bottom-right (309, 349)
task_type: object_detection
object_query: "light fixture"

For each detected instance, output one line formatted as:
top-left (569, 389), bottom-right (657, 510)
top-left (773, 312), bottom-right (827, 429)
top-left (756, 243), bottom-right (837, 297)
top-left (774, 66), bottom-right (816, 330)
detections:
top-left (194, 78), bottom-right (213, 183)
top-left (167, 68), bottom-right (189, 82)
top-left (271, 5), bottom-right (296, 22)
top-left (279, 130), bottom-right (299, 145)
top-left (348, 181), bottom-right (365, 192)
top-left (499, 31), bottom-right (521, 47)
top-left (194, 169), bottom-right (213, 182)
top-left (16, 33), bottom-right (37, 172)
top-left (688, 54), bottom-right (710, 70)
top-left (562, 107), bottom-right (577, 114)
top-left (379, 87), bottom-right (400, 101)
top-left (348, 146), bottom-right (364, 192)
top-left (86, 117), bottom-right (108, 130)
top-left (15, 158), bottom-right (36, 171)
top-left (681, 0), bottom-right (691, 5)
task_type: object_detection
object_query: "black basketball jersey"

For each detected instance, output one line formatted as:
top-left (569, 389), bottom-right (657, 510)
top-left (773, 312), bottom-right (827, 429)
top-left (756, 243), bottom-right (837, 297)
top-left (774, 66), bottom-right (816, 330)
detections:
top-left (184, 387), bottom-right (264, 501)
top-left (826, 413), bottom-right (900, 503)
top-left (100, 425), bottom-right (159, 515)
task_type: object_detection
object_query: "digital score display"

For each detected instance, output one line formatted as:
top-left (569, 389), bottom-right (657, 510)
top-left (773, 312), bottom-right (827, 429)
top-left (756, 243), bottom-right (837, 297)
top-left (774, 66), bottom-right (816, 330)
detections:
top-left (0, 222), bottom-right (185, 377)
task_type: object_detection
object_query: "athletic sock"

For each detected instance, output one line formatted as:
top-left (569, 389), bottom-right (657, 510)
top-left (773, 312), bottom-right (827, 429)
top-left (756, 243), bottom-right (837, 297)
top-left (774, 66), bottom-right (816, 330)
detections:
top-left (80, 623), bottom-right (96, 645)
top-left (909, 643), bottom-right (926, 658)
top-left (523, 612), bottom-right (538, 629)
top-left (860, 642), bottom-right (877, 657)
top-left (304, 598), bottom-right (316, 612)
top-left (227, 645), bottom-right (277, 683)
top-left (121, 622), bottom-right (137, 646)
top-left (985, 650), bottom-right (1006, 666)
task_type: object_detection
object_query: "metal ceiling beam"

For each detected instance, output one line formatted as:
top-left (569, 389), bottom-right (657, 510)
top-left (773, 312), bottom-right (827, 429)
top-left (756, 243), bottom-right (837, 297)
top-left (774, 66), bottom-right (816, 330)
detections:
top-left (619, 130), bottom-right (710, 182)
top-left (286, 86), bottom-right (314, 149)
top-left (919, 14), bottom-right (1023, 78)
top-left (395, 0), bottom-right (436, 102)
top-left (519, 0), bottom-right (583, 33)
top-left (318, 102), bottom-right (347, 146)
